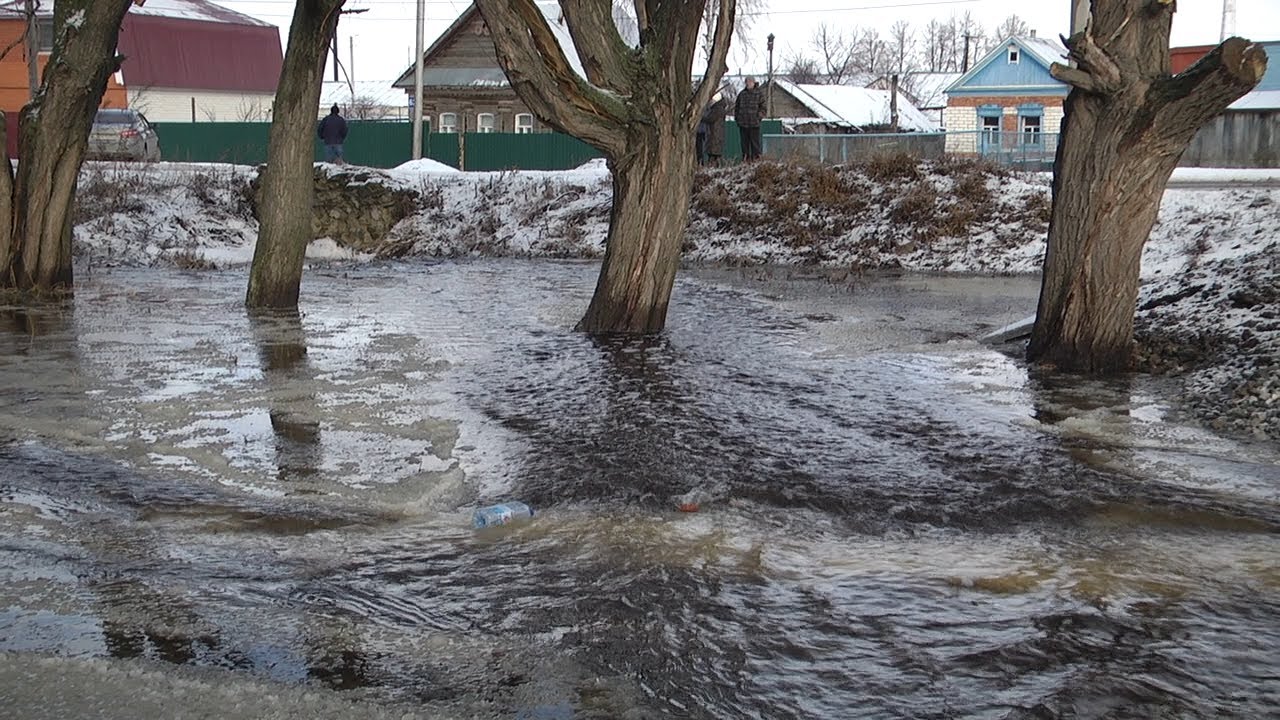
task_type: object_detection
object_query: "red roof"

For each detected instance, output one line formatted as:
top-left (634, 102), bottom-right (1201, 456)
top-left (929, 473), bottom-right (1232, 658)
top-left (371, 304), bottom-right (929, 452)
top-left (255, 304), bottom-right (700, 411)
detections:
top-left (117, 14), bottom-right (283, 93)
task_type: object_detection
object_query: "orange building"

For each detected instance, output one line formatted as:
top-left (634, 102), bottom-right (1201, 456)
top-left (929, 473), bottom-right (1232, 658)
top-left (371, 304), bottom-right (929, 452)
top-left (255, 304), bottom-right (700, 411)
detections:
top-left (0, 12), bottom-right (127, 117)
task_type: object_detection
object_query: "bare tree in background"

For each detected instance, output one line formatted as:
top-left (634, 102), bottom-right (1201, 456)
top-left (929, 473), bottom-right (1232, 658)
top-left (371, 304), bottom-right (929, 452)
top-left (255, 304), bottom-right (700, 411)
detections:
top-left (784, 54), bottom-right (822, 84)
top-left (921, 19), bottom-right (948, 72)
top-left (346, 96), bottom-right (390, 120)
top-left (811, 24), bottom-right (858, 83)
top-left (887, 20), bottom-right (914, 73)
top-left (993, 14), bottom-right (1032, 41)
top-left (700, 0), bottom-right (760, 63)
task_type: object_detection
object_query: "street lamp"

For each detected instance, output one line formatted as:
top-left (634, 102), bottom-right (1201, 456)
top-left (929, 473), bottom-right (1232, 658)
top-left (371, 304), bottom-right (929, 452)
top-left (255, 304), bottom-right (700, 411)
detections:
top-left (766, 33), bottom-right (775, 119)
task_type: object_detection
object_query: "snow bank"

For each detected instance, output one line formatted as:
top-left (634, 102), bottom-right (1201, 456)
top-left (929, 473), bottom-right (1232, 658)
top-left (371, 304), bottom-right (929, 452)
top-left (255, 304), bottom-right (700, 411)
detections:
top-left (390, 158), bottom-right (461, 175)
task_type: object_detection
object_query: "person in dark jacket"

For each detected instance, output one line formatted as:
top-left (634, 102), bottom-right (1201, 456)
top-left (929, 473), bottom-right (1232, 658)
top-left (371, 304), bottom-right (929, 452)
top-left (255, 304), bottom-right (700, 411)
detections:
top-left (734, 77), bottom-right (765, 161)
top-left (317, 104), bottom-right (349, 164)
top-left (703, 91), bottom-right (728, 166)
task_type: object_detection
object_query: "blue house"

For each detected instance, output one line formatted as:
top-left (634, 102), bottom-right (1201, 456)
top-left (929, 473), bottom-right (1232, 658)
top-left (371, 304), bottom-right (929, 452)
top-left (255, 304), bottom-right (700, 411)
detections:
top-left (942, 35), bottom-right (1068, 157)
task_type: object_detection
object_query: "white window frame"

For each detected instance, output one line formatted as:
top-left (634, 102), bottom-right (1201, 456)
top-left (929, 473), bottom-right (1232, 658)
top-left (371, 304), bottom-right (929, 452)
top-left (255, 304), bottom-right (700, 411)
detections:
top-left (1007, 46), bottom-right (1020, 64)
top-left (439, 112), bottom-right (458, 134)
top-left (514, 113), bottom-right (534, 134)
top-left (1019, 114), bottom-right (1042, 145)
top-left (477, 113), bottom-right (496, 133)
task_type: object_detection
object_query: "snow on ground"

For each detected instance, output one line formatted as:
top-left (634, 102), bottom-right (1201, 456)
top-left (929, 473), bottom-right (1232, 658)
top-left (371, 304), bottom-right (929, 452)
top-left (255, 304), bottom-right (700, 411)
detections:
top-left (68, 159), bottom-right (1279, 440)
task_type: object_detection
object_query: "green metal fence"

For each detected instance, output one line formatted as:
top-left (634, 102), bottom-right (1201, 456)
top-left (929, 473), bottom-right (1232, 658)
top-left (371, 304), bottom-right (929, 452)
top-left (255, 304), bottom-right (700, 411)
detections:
top-left (152, 119), bottom-right (785, 171)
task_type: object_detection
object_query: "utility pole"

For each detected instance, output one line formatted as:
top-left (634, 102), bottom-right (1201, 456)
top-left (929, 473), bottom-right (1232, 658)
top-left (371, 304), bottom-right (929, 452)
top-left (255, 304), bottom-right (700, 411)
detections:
top-left (24, 0), bottom-right (38, 100)
top-left (1220, 0), bottom-right (1236, 41)
top-left (766, 33), bottom-right (775, 119)
top-left (889, 73), bottom-right (899, 132)
top-left (1070, 0), bottom-right (1089, 36)
top-left (348, 35), bottom-right (356, 95)
top-left (411, 0), bottom-right (425, 159)
top-left (962, 33), bottom-right (976, 73)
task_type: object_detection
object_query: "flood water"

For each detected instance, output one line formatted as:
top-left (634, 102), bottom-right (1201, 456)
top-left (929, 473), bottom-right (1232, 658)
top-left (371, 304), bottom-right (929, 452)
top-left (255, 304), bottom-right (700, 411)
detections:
top-left (1, 261), bottom-right (1277, 719)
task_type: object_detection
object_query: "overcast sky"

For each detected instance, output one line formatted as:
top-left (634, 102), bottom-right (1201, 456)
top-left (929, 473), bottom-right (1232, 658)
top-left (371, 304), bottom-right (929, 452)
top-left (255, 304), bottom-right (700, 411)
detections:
top-left (215, 0), bottom-right (1280, 83)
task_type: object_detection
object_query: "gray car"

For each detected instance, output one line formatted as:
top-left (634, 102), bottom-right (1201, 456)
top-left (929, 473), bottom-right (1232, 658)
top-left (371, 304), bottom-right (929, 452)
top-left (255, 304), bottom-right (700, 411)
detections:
top-left (87, 109), bottom-right (161, 162)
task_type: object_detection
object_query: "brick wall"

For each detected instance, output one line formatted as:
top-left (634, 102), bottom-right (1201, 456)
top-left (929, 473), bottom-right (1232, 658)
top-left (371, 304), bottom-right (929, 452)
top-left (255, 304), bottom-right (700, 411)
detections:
top-left (946, 95), bottom-right (1064, 108)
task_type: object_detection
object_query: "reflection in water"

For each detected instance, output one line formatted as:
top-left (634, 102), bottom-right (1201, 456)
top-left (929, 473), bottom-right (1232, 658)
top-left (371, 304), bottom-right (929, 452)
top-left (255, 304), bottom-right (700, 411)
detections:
top-left (250, 310), bottom-right (322, 484)
top-left (0, 263), bottom-right (1276, 719)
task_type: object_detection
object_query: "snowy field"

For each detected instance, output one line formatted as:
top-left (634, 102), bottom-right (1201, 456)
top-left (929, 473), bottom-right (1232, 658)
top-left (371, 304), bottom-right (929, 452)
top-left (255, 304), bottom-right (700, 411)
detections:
top-left (67, 158), bottom-right (1279, 441)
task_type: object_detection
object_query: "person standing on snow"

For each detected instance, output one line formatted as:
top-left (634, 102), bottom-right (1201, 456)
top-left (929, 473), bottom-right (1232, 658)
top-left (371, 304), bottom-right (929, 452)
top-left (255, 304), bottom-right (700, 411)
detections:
top-left (704, 91), bottom-right (729, 166)
top-left (734, 77), bottom-right (765, 161)
top-left (317, 104), bottom-right (349, 165)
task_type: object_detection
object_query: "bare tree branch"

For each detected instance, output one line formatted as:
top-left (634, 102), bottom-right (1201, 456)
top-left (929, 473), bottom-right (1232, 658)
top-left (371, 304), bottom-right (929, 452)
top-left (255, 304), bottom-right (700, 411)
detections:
top-left (689, 0), bottom-right (734, 127)
top-left (475, 0), bottom-right (629, 155)
top-left (1150, 37), bottom-right (1267, 139)
top-left (560, 0), bottom-right (634, 92)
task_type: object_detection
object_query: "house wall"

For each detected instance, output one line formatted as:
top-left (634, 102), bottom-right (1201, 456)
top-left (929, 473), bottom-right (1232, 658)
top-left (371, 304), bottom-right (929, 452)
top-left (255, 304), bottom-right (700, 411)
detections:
top-left (431, 11), bottom-right (500, 68)
top-left (0, 19), bottom-right (127, 116)
top-left (130, 88), bottom-right (275, 122)
top-left (944, 95), bottom-right (1064, 153)
top-left (769, 88), bottom-right (815, 121)
top-left (419, 89), bottom-right (548, 133)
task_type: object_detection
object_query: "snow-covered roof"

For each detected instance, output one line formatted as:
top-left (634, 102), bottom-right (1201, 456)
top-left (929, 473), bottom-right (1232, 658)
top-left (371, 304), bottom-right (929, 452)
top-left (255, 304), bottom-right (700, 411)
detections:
top-left (1230, 89), bottom-right (1280, 110)
top-left (907, 73), bottom-right (962, 110)
top-left (321, 81), bottom-right (407, 109)
top-left (128, 0), bottom-right (273, 26)
top-left (0, 0), bottom-right (271, 26)
top-left (1018, 37), bottom-right (1069, 68)
top-left (773, 80), bottom-right (938, 132)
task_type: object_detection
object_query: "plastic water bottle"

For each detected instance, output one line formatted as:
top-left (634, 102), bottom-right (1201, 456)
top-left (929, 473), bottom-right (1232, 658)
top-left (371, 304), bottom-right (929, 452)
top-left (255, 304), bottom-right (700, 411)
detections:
top-left (473, 501), bottom-right (534, 529)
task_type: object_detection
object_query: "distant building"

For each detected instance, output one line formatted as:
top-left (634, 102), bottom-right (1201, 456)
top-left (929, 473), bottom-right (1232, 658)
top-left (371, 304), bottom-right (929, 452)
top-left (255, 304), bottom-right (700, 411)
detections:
top-left (768, 80), bottom-right (937, 133)
top-left (1180, 40), bottom-right (1280, 167)
top-left (942, 35), bottom-right (1069, 156)
top-left (0, 0), bottom-right (283, 122)
top-left (392, 2), bottom-right (563, 134)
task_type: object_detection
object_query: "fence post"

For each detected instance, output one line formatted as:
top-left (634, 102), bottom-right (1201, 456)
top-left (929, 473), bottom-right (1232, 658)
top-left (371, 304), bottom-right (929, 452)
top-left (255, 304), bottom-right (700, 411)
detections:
top-left (458, 132), bottom-right (466, 171)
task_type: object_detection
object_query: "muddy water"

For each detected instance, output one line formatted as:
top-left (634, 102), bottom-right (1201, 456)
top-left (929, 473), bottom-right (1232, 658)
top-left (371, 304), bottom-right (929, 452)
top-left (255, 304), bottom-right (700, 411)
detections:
top-left (0, 261), bottom-right (1277, 719)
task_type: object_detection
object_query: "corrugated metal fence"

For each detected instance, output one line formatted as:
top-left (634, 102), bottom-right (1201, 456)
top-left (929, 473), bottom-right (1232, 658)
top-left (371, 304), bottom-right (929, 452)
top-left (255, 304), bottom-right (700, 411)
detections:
top-left (152, 119), bottom-right (784, 170)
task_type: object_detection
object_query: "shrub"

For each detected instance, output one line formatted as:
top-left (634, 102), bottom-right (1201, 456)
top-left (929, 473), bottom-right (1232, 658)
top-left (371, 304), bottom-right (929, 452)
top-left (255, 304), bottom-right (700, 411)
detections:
top-left (865, 152), bottom-right (921, 183)
top-left (889, 181), bottom-right (938, 225)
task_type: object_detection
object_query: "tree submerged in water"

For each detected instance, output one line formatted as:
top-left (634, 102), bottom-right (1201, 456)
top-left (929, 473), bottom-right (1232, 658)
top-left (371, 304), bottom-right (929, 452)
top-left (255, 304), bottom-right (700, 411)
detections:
top-left (0, 0), bottom-right (140, 295)
top-left (1028, 0), bottom-right (1266, 374)
top-left (473, 0), bottom-right (737, 334)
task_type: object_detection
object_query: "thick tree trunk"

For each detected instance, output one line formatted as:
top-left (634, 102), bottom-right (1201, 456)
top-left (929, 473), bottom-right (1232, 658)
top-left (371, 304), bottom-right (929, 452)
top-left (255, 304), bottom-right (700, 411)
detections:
top-left (246, 0), bottom-right (344, 309)
top-left (474, 0), bottom-right (735, 335)
top-left (577, 123), bottom-right (696, 334)
top-left (1027, 3), bottom-right (1266, 374)
top-left (0, 0), bottom-right (135, 294)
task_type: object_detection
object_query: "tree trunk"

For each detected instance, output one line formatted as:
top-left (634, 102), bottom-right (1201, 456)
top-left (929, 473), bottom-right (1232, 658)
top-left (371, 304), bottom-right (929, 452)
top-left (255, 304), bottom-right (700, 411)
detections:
top-left (1027, 3), bottom-right (1266, 374)
top-left (578, 122), bottom-right (696, 334)
top-left (474, 0), bottom-right (736, 335)
top-left (0, 0), bottom-right (136, 294)
top-left (246, 0), bottom-right (344, 309)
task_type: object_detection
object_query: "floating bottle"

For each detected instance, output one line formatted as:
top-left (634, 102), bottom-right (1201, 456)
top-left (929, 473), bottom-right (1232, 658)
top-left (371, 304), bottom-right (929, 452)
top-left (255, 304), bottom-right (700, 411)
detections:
top-left (473, 501), bottom-right (534, 529)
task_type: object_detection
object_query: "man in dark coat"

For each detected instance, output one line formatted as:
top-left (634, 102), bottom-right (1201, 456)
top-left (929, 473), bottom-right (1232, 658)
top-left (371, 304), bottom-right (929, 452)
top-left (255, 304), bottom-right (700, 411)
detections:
top-left (734, 77), bottom-right (765, 161)
top-left (704, 91), bottom-right (729, 166)
top-left (317, 104), bottom-right (349, 164)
